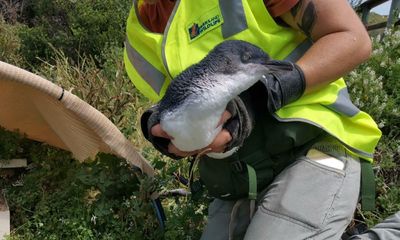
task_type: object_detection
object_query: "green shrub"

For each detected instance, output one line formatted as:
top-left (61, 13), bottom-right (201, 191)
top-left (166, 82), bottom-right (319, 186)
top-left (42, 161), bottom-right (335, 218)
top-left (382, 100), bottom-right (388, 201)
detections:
top-left (346, 28), bottom-right (400, 135)
top-left (0, 129), bottom-right (160, 239)
top-left (0, 16), bottom-right (25, 66)
top-left (0, 0), bottom-right (24, 24)
top-left (34, 47), bottom-right (140, 131)
top-left (0, 45), bottom-right (207, 239)
top-left (0, 127), bottom-right (207, 239)
top-left (18, 0), bottom-right (131, 66)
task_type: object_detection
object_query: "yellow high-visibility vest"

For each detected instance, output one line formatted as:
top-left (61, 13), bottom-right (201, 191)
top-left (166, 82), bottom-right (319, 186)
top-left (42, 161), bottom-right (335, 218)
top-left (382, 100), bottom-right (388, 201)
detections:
top-left (124, 0), bottom-right (381, 161)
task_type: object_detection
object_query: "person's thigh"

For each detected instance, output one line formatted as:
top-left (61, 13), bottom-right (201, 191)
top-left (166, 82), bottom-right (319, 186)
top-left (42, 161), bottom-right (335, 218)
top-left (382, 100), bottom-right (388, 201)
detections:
top-left (244, 153), bottom-right (361, 240)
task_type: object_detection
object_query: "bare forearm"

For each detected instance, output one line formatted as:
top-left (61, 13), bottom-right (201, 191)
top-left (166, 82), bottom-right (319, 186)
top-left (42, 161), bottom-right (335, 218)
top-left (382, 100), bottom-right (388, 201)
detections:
top-left (297, 30), bottom-right (371, 92)
top-left (281, 0), bottom-right (371, 92)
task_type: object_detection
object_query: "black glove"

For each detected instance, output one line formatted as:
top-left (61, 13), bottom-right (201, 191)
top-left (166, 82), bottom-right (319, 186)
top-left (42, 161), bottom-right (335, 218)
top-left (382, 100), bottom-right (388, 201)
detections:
top-left (140, 96), bottom-right (254, 159)
top-left (223, 96), bottom-right (254, 152)
top-left (260, 60), bottom-right (306, 113)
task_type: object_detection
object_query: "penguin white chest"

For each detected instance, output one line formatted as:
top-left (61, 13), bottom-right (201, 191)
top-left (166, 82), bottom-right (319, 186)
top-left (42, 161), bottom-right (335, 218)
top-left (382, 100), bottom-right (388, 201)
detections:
top-left (160, 99), bottom-right (224, 152)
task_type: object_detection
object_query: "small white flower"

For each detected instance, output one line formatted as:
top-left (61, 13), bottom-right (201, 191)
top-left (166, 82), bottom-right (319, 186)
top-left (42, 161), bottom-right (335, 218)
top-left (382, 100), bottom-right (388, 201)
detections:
top-left (91, 214), bottom-right (97, 225)
top-left (375, 34), bottom-right (381, 42)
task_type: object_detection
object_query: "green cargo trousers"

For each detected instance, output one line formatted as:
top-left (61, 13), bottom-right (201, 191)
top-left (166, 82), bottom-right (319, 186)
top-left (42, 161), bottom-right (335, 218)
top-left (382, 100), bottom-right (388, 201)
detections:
top-left (200, 143), bottom-right (361, 240)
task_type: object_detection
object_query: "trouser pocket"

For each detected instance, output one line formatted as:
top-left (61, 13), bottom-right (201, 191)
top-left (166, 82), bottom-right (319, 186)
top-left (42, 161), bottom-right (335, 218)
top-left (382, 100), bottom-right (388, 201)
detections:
top-left (259, 157), bottom-right (346, 229)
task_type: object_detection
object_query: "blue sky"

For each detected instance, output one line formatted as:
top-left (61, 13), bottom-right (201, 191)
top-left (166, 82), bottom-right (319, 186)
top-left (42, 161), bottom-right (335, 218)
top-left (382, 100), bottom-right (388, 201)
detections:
top-left (371, 0), bottom-right (392, 15)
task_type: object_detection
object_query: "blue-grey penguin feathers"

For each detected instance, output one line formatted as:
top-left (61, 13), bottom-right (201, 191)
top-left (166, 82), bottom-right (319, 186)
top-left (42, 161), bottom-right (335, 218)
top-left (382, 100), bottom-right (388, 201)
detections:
top-left (157, 40), bottom-right (272, 153)
top-left (159, 40), bottom-right (271, 111)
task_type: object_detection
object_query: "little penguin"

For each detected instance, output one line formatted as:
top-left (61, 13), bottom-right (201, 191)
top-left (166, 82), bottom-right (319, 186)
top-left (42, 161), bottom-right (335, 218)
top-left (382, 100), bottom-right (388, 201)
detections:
top-left (158, 40), bottom-right (271, 158)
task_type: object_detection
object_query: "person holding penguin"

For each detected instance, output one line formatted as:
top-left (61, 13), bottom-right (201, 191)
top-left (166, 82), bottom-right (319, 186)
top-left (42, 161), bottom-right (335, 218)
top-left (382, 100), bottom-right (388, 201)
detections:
top-left (124, 0), bottom-right (398, 239)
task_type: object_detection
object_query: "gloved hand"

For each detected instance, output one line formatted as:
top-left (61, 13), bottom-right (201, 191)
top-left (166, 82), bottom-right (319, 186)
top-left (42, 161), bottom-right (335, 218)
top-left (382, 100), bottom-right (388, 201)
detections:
top-left (261, 60), bottom-right (306, 113)
top-left (223, 96), bottom-right (253, 152)
top-left (140, 96), bottom-right (254, 159)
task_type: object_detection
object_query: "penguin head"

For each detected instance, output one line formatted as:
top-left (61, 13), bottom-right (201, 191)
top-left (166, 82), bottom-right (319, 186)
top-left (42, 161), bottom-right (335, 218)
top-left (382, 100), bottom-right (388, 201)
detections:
top-left (204, 40), bottom-right (271, 74)
top-left (159, 40), bottom-right (271, 108)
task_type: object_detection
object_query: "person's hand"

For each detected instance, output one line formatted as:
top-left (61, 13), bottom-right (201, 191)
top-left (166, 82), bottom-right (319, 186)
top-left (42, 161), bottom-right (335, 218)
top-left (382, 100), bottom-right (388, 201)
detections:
top-left (141, 96), bottom-right (253, 159)
top-left (150, 111), bottom-right (232, 157)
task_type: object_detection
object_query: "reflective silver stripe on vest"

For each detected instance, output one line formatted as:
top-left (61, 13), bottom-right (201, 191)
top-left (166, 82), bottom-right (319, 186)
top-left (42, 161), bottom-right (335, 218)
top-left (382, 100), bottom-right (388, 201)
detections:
top-left (161, 0), bottom-right (181, 79)
top-left (326, 88), bottom-right (360, 117)
top-left (125, 40), bottom-right (166, 94)
top-left (284, 39), bottom-right (313, 62)
top-left (219, 0), bottom-right (248, 39)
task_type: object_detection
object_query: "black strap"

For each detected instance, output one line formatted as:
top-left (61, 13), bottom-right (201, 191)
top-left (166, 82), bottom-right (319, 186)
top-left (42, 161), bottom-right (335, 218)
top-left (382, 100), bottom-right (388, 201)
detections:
top-left (151, 198), bottom-right (166, 230)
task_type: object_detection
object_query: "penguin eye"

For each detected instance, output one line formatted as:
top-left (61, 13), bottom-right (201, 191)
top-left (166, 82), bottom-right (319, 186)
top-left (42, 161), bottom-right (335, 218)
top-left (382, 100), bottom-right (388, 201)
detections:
top-left (241, 52), bottom-right (252, 62)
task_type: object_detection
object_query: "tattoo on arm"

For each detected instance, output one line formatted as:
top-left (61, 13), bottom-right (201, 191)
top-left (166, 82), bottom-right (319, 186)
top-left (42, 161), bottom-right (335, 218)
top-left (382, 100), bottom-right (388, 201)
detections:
top-left (291, 1), bottom-right (317, 38)
top-left (290, 1), bottom-right (302, 17)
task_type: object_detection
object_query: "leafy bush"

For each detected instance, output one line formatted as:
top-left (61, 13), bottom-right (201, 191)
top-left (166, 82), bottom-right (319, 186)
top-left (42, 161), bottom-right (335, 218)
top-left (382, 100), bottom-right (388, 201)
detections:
top-left (18, 0), bottom-right (130, 66)
top-left (0, 42), bottom-right (207, 239)
top-left (0, 126), bottom-right (207, 239)
top-left (34, 47), bottom-right (142, 131)
top-left (0, 127), bottom-right (162, 239)
top-left (0, 0), bottom-right (24, 24)
top-left (0, 16), bottom-right (25, 66)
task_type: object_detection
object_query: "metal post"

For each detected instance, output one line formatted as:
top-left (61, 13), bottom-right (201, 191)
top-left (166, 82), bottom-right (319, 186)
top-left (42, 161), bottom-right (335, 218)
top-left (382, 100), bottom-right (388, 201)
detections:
top-left (387, 0), bottom-right (400, 27)
top-left (0, 192), bottom-right (10, 240)
top-left (362, 7), bottom-right (371, 24)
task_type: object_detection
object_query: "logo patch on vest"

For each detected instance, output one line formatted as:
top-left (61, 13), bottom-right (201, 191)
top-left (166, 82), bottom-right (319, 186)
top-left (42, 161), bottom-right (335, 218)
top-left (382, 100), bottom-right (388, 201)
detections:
top-left (187, 7), bottom-right (223, 42)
